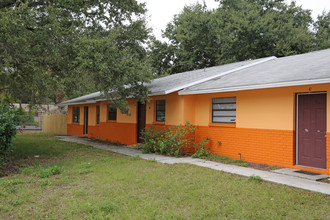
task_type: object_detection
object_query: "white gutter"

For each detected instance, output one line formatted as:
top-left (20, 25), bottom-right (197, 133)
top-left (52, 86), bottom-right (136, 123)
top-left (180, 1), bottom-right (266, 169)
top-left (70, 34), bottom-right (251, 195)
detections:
top-left (164, 56), bottom-right (277, 95)
top-left (179, 78), bottom-right (330, 95)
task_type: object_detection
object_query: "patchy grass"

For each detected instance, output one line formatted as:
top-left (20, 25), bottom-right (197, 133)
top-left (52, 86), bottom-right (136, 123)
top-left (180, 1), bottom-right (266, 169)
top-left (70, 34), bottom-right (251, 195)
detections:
top-left (1, 133), bottom-right (87, 176)
top-left (0, 133), bottom-right (329, 219)
top-left (88, 137), bottom-right (124, 146)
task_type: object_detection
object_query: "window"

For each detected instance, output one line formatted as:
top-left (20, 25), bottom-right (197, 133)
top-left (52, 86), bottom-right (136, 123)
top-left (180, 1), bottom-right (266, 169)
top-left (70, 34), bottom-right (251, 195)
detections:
top-left (108, 105), bottom-right (117, 121)
top-left (96, 106), bottom-right (100, 124)
top-left (212, 97), bottom-right (236, 123)
top-left (156, 100), bottom-right (166, 122)
top-left (73, 107), bottom-right (80, 123)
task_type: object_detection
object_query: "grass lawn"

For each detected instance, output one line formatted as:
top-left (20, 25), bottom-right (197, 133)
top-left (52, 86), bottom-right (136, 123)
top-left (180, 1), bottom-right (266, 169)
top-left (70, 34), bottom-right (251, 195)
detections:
top-left (1, 133), bottom-right (329, 219)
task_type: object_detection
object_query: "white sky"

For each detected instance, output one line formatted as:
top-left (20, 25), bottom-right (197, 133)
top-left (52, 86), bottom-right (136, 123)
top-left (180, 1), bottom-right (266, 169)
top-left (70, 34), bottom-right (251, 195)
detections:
top-left (137, 0), bottom-right (330, 40)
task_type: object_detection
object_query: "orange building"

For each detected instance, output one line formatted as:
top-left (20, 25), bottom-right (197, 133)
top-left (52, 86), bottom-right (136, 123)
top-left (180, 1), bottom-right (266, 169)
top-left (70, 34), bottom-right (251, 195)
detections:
top-left (60, 49), bottom-right (330, 174)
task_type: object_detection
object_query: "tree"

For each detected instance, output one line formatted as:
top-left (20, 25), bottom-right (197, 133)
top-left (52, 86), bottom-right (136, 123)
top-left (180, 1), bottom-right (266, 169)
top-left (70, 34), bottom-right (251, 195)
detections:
top-left (216, 0), bottom-right (314, 61)
top-left (151, 0), bottom-right (320, 75)
top-left (0, 105), bottom-right (17, 168)
top-left (149, 3), bottom-right (220, 76)
top-left (0, 0), bottom-right (152, 112)
top-left (315, 11), bottom-right (330, 50)
top-left (147, 37), bottom-right (177, 77)
top-left (163, 3), bottom-right (220, 73)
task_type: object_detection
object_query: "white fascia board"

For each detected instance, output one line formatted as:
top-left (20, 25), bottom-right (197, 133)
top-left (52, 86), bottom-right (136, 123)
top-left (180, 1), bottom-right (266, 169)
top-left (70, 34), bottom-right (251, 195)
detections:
top-left (179, 78), bottom-right (330, 95)
top-left (58, 92), bottom-right (102, 105)
top-left (149, 91), bottom-right (167, 96)
top-left (164, 56), bottom-right (277, 95)
top-left (58, 99), bottom-right (106, 106)
top-left (57, 101), bottom-right (93, 106)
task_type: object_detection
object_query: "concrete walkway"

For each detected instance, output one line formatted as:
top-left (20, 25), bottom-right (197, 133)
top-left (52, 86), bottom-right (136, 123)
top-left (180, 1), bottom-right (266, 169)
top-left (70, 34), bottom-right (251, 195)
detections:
top-left (57, 136), bottom-right (330, 195)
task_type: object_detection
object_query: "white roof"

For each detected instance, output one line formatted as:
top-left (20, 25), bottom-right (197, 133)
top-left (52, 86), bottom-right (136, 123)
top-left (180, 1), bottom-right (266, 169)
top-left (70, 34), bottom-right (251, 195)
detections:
top-left (180, 49), bottom-right (330, 95)
top-left (59, 92), bottom-right (103, 106)
top-left (59, 56), bottom-right (275, 105)
top-left (59, 48), bottom-right (330, 106)
top-left (146, 57), bottom-right (275, 95)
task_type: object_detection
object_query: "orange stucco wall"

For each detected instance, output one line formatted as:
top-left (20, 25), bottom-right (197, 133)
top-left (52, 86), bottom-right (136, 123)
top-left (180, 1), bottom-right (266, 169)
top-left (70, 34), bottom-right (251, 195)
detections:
top-left (97, 122), bottom-right (137, 145)
top-left (146, 92), bottom-right (184, 125)
top-left (67, 99), bottom-right (138, 145)
top-left (193, 83), bottom-right (330, 130)
top-left (195, 126), bottom-right (295, 166)
top-left (67, 123), bottom-right (83, 136)
top-left (190, 83), bottom-right (330, 174)
top-left (67, 83), bottom-right (330, 174)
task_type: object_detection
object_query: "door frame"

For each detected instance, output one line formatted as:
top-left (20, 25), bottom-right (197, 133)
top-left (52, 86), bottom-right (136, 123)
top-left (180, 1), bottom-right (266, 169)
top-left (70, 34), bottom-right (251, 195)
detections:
top-left (84, 106), bottom-right (88, 135)
top-left (295, 92), bottom-right (327, 168)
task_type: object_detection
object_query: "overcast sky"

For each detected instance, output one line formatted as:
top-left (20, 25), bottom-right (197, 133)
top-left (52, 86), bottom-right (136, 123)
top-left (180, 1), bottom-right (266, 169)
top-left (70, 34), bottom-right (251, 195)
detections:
top-left (137, 0), bottom-right (330, 40)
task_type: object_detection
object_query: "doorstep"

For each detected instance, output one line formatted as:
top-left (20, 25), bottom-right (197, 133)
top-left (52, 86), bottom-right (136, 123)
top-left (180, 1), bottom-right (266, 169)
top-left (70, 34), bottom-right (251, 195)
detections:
top-left (273, 168), bottom-right (329, 181)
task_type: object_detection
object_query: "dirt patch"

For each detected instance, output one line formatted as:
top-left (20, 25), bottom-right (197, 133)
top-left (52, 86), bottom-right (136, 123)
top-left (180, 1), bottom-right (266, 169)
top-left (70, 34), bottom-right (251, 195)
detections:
top-left (1, 155), bottom-right (66, 177)
top-left (0, 159), bottom-right (35, 176)
top-left (317, 178), bottom-right (330, 184)
top-left (246, 162), bottom-right (281, 171)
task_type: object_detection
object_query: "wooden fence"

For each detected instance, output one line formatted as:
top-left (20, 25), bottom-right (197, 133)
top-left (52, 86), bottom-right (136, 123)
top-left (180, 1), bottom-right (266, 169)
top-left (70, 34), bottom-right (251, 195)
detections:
top-left (42, 114), bottom-right (67, 135)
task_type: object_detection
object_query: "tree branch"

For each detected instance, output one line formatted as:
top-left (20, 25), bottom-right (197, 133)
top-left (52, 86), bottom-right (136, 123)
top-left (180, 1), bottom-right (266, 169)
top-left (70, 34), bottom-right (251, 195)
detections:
top-left (0, 0), bottom-right (19, 9)
top-left (0, 86), bottom-right (9, 92)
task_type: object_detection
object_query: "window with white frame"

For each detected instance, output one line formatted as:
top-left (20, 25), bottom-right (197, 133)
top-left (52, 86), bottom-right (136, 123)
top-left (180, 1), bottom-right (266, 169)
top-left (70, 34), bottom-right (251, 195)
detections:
top-left (212, 97), bottom-right (236, 123)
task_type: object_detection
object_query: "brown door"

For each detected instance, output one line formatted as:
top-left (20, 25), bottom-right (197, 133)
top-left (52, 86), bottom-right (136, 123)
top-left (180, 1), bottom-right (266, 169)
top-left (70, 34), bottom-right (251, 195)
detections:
top-left (84, 106), bottom-right (88, 135)
top-left (297, 93), bottom-right (326, 169)
top-left (137, 102), bottom-right (146, 143)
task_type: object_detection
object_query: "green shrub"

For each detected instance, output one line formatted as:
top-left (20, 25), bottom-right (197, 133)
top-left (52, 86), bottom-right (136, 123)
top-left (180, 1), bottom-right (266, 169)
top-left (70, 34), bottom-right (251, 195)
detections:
top-left (163, 122), bottom-right (196, 156)
top-left (140, 125), bottom-right (166, 154)
top-left (141, 122), bottom-right (212, 157)
top-left (141, 122), bottom-right (195, 156)
top-left (0, 105), bottom-right (17, 169)
top-left (192, 137), bottom-right (211, 159)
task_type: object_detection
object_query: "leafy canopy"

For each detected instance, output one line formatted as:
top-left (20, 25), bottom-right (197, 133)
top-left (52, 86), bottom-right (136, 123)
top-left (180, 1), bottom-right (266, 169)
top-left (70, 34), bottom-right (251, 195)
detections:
top-left (149, 0), bottom-right (329, 76)
top-left (0, 0), bottom-right (152, 113)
